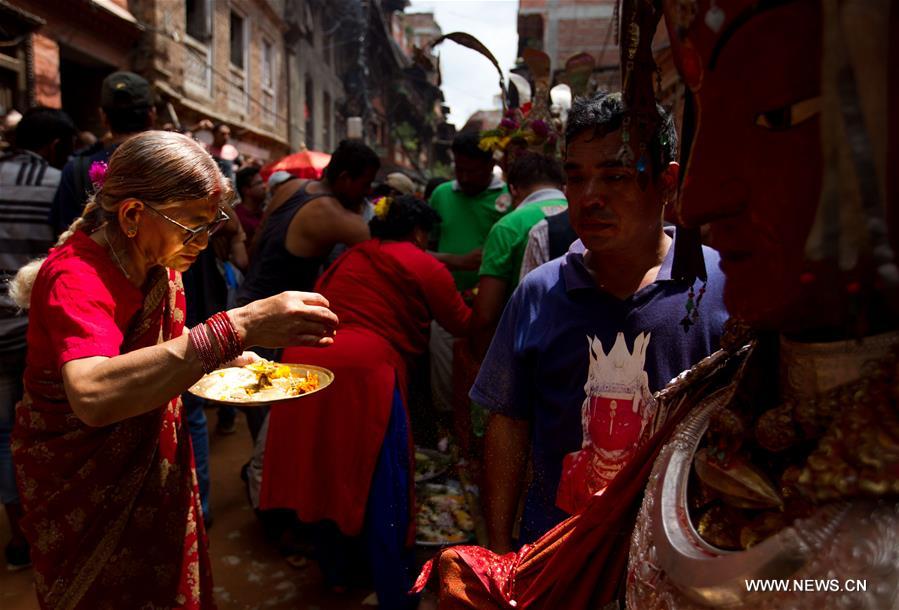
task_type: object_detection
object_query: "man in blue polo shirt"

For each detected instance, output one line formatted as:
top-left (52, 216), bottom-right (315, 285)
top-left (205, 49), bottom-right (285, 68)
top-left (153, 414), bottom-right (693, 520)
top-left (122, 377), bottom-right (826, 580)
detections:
top-left (473, 92), bottom-right (728, 553)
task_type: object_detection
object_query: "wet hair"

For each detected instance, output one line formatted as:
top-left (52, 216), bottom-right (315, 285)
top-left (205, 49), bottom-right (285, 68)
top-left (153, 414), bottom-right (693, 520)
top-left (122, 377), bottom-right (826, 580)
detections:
top-left (236, 165), bottom-right (261, 195)
top-left (451, 131), bottom-right (492, 161)
top-left (565, 91), bottom-right (677, 177)
top-left (104, 105), bottom-right (153, 134)
top-left (14, 107), bottom-right (77, 152)
top-left (323, 140), bottom-right (380, 183)
top-left (424, 177), bottom-right (448, 199)
top-left (506, 152), bottom-right (565, 191)
top-left (369, 195), bottom-right (440, 241)
top-left (10, 131), bottom-right (232, 308)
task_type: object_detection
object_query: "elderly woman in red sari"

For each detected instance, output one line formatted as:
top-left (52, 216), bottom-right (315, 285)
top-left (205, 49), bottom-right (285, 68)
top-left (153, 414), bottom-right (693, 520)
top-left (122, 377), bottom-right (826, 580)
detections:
top-left (9, 131), bottom-right (339, 610)
top-left (260, 195), bottom-right (472, 609)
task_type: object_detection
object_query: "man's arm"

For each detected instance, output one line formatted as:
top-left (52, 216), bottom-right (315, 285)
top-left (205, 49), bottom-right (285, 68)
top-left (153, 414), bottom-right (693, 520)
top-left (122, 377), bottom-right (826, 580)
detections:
top-left (472, 281), bottom-right (532, 554)
top-left (470, 222), bottom-right (516, 356)
top-left (319, 200), bottom-right (370, 247)
top-left (429, 248), bottom-right (482, 271)
top-left (470, 276), bottom-right (508, 360)
top-left (285, 197), bottom-right (369, 257)
top-left (483, 412), bottom-right (530, 553)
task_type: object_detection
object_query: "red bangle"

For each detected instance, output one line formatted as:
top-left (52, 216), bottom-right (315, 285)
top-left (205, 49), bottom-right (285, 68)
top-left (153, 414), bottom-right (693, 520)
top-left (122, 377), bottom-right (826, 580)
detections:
top-left (204, 315), bottom-right (226, 361)
top-left (210, 313), bottom-right (241, 361)
top-left (206, 312), bottom-right (243, 363)
top-left (189, 325), bottom-right (219, 373)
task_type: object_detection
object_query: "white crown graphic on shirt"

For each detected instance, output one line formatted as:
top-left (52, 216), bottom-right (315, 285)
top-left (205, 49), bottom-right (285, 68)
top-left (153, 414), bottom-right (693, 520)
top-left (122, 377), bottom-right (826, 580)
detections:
top-left (584, 332), bottom-right (652, 413)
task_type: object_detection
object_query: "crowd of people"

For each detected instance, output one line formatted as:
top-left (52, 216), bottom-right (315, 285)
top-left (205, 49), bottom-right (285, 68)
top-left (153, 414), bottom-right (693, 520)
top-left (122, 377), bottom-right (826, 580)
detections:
top-left (0, 0), bottom-right (896, 608)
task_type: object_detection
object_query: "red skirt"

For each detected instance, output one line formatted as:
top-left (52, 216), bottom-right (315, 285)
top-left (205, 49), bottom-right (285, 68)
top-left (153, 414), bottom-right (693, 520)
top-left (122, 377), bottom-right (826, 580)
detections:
top-left (260, 327), bottom-right (409, 536)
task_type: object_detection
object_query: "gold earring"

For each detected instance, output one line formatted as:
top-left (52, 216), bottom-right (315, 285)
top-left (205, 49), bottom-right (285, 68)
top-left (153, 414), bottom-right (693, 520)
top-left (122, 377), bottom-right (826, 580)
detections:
top-left (126, 227), bottom-right (137, 238)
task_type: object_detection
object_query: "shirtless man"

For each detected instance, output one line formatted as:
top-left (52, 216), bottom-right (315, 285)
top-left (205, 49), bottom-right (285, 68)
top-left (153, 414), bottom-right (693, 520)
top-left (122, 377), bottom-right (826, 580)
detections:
top-left (237, 140), bottom-right (379, 306)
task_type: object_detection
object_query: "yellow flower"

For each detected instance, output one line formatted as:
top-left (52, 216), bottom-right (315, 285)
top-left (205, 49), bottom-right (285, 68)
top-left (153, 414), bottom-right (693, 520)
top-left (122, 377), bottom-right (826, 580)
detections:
top-left (373, 196), bottom-right (391, 220)
top-left (478, 135), bottom-right (501, 152)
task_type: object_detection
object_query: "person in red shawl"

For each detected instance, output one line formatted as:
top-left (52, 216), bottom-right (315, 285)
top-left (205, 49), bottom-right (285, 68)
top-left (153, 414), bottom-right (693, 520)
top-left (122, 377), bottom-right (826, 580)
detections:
top-left (8, 131), bottom-right (339, 609)
top-left (260, 195), bottom-right (471, 609)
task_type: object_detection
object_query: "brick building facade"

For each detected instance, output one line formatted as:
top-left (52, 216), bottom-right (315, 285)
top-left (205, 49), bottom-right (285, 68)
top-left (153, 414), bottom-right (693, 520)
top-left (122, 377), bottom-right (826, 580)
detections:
top-left (3, 0), bottom-right (450, 172)
top-left (516, 0), bottom-right (681, 115)
top-left (2, 0), bottom-right (143, 136)
top-left (283, 0), bottom-right (347, 153)
top-left (518, 0), bottom-right (619, 88)
top-left (132, 0), bottom-right (291, 162)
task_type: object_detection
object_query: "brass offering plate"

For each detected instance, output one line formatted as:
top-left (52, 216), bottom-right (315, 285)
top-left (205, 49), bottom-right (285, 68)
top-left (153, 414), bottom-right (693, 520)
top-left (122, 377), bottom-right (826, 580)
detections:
top-left (189, 361), bottom-right (334, 406)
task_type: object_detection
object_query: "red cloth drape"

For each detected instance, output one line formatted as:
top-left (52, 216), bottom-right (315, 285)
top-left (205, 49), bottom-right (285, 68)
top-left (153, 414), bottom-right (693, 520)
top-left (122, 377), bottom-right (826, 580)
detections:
top-left (13, 232), bottom-right (213, 609)
top-left (414, 394), bottom-right (694, 609)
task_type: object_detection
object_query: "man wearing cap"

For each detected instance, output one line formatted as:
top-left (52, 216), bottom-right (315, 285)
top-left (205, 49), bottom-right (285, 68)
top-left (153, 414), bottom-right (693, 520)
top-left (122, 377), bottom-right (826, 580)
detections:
top-left (50, 71), bottom-right (156, 235)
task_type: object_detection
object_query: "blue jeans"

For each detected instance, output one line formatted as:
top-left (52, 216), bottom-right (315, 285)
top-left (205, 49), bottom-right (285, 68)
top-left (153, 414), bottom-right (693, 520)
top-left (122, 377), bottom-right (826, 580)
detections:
top-left (0, 361), bottom-right (23, 506)
top-left (182, 393), bottom-right (210, 521)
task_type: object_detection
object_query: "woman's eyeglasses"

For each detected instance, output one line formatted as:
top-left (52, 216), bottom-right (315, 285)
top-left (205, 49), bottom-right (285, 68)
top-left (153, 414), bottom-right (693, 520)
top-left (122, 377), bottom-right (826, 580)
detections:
top-left (144, 205), bottom-right (231, 246)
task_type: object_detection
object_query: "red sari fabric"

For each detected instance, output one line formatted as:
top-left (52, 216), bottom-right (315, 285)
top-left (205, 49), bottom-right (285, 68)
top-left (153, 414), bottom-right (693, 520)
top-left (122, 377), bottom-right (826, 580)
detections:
top-left (261, 240), bottom-right (470, 535)
top-left (12, 231), bottom-right (213, 610)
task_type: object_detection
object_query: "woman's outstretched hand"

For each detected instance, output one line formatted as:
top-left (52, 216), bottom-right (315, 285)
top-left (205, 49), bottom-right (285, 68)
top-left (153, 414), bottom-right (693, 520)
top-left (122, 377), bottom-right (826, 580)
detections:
top-left (229, 292), bottom-right (339, 348)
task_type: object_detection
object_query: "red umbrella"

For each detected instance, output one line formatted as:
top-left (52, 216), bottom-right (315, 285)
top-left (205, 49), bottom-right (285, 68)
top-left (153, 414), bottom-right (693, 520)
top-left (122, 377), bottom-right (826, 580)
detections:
top-left (260, 149), bottom-right (331, 181)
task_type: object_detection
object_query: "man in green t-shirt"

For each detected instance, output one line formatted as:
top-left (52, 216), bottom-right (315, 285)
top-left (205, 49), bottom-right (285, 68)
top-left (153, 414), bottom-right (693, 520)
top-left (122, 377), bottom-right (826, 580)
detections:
top-left (429, 131), bottom-right (511, 291)
top-left (428, 131), bottom-right (510, 413)
top-left (471, 152), bottom-right (567, 358)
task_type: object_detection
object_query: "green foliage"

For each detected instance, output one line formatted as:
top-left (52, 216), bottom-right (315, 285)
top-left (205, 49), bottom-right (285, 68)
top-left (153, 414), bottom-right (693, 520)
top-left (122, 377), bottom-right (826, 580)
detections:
top-left (392, 121), bottom-right (419, 153)
top-left (428, 161), bottom-right (452, 179)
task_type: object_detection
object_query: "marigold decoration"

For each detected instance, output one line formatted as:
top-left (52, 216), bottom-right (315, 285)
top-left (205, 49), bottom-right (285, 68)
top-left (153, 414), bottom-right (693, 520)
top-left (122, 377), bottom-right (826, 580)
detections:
top-left (373, 196), bottom-right (392, 220)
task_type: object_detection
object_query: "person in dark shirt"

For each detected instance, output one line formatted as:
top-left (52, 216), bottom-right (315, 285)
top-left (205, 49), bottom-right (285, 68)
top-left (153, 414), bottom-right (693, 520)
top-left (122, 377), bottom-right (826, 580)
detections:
top-left (50, 71), bottom-right (156, 235)
top-left (0, 106), bottom-right (76, 570)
